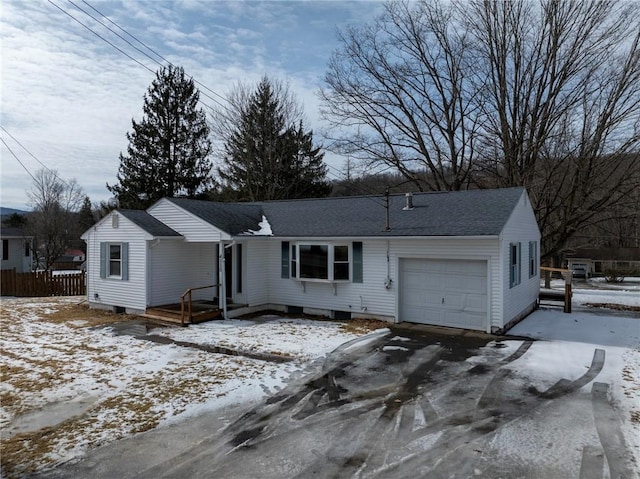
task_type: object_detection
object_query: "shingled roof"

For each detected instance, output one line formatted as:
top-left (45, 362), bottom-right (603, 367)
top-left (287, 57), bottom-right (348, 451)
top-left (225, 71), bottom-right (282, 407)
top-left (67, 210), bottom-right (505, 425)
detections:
top-left (166, 187), bottom-right (525, 238)
top-left (118, 210), bottom-right (181, 237)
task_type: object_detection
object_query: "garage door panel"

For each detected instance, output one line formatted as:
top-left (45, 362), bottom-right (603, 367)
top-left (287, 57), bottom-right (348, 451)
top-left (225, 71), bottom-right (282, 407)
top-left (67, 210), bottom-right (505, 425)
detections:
top-left (400, 258), bottom-right (487, 331)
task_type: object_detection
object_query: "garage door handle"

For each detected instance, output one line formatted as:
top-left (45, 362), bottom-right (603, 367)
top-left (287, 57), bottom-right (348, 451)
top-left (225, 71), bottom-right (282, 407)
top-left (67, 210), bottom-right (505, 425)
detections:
top-left (442, 298), bottom-right (445, 304)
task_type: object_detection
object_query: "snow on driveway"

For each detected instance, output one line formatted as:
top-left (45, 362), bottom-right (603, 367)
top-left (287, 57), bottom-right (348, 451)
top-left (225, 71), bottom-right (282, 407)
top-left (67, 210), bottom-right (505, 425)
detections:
top-left (0, 297), bottom-right (381, 478)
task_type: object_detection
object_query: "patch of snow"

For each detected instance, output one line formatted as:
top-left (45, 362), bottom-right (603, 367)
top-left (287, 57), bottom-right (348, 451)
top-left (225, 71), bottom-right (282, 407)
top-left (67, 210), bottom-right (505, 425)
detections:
top-left (382, 345), bottom-right (410, 352)
top-left (508, 309), bottom-right (640, 348)
top-left (244, 215), bottom-right (272, 236)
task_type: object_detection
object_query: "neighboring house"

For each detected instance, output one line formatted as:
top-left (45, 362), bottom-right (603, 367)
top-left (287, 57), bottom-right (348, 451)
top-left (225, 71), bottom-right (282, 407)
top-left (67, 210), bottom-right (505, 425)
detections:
top-left (81, 187), bottom-right (540, 334)
top-left (0, 226), bottom-right (33, 273)
top-left (52, 248), bottom-right (86, 271)
top-left (566, 247), bottom-right (640, 277)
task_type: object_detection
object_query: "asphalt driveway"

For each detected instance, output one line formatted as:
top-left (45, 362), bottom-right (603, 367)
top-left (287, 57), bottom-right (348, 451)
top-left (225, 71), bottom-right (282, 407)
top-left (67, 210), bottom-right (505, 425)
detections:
top-left (37, 325), bottom-right (636, 479)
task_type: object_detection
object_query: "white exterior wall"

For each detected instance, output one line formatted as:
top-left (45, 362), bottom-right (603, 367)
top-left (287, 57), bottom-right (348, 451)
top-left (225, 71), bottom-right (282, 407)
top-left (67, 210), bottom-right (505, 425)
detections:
top-left (84, 214), bottom-right (149, 312)
top-left (258, 237), bottom-right (500, 325)
top-left (500, 191), bottom-right (541, 326)
top-left (148, 200), bottom-right (229, 242)
top-left (244, 239), bottom-right (270, 306)
top-left (148, 241), bottom-right (216, 306)
top-left (1, 238), bottom-right (31, 272)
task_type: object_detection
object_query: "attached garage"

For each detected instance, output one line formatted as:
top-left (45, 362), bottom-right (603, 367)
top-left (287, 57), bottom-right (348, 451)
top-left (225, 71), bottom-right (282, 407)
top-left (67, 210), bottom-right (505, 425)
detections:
top-left (399, 258), bottom-right (488, 330)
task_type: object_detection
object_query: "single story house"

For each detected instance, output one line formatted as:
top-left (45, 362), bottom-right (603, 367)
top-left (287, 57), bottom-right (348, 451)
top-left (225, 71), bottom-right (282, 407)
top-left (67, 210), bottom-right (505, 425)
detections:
top-left (81, 187), bottom-right (540, 334)
top-left (52, 248), bottom-right (86, 271)
top-left (1, 226), bottom-right (33, 273)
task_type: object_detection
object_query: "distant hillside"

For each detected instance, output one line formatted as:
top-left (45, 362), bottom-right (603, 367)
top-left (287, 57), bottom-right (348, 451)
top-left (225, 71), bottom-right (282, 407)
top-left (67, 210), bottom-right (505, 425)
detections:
top-left (0, 207), bottom-right (29, 217)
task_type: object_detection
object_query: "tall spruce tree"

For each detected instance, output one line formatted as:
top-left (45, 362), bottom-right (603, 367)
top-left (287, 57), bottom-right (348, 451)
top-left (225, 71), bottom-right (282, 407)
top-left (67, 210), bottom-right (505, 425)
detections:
top-left (108, 65), bottom-right (212, 209)
top-left (217, 77), bottom-right (331, 201)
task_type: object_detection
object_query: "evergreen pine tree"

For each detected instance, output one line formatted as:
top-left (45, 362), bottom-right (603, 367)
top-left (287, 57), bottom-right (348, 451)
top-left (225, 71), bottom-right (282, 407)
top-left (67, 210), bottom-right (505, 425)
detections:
top-left (107, 65), bottom-right (212, 209)
top-left (218, 77), bottom-right (331, 201)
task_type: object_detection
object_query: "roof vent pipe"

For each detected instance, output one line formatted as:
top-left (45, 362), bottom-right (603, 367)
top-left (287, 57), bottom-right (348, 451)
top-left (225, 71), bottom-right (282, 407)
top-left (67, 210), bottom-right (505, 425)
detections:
top-left (403, 192), bottom-right (414, 211)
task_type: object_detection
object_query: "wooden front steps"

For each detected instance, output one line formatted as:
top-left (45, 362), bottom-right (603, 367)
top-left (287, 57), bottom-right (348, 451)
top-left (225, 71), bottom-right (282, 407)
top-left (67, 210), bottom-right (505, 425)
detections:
top-left (145, 301), bottom-right (222, 325)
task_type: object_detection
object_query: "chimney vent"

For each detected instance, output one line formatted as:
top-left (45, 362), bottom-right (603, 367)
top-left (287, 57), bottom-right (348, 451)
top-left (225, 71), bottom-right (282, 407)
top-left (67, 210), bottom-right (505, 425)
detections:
top-left (403, 192), bottom-right (414, 211)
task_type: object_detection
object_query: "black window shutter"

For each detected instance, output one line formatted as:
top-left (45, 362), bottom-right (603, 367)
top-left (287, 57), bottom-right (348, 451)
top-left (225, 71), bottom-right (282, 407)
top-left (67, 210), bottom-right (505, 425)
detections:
top-left (281, 241), bottom-right (290, 278)
top-left (353, 242), bottom-right (363, 283)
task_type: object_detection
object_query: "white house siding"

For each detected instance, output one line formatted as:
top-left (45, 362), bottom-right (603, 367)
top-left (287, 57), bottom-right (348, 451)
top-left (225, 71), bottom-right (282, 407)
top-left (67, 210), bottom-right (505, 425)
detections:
top-left (84, 215), bottom-right (148, 313)
top-left (264, 239), bottom-right (396, 319)
top-left (1, 238), bottom-right (31, 272)
top-left (500, 191), bottom-right (541, 328)
top-left (148, 241), bottom-right (216, 306)
top-left (244, 240), bottom-right (270, 306)
top-left (261, 238), bottom-right (500, 325)
top-left (148, 200), bottom-right (228, 242)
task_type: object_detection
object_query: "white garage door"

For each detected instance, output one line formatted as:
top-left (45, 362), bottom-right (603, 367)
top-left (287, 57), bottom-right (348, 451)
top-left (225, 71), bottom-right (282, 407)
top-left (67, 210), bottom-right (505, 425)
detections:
top-left (400, 258), bottom-right (487, 330)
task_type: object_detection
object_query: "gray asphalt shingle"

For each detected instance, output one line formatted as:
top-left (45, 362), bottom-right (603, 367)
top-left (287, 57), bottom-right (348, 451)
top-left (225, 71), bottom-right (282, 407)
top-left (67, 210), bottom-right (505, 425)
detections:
top-left (166, 187), bottom-right (525, 238)
top-left (118, 210), bottom-right (182, 237)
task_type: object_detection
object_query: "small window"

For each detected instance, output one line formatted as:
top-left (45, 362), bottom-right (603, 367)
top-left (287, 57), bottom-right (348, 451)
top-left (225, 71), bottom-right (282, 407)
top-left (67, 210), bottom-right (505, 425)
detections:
top-left (2, 239), bottom-right (8, 261)
top-left (333, 245), bottom-right (349, 280)
top-left (510, 242), bottom-right (521, 288)
top-left (100, 242), bottom-right (128, 280)
top-left (529, 241), bottom-right (537, 278)
top-left (109, 244), bottom-right (121, 277)
top-left (24, 241), bottom-right (30, 257)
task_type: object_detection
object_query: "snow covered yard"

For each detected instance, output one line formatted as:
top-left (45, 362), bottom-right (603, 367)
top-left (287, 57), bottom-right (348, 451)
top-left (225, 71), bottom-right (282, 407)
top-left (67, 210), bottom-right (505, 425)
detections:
top-left (0, 297), bottom-right (380, 478)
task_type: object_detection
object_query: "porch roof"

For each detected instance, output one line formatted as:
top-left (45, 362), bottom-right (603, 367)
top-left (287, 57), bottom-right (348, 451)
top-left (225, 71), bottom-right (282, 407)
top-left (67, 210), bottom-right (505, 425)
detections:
top-left (118, 210), bottom-right (182, 237)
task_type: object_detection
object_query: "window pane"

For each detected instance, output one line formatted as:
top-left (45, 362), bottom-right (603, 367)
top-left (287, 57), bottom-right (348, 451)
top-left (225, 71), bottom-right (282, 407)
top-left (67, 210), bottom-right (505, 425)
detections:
top-left (109, 260), bottom-right (121, 276)
top-left (334, 263), bottom-right (349, 280)
top-left (299, 245), bottom-right (328, 279)
top-left (334, 245), bottom-right (349, 262)
top-left (110, 244), bottom-right (121, 260)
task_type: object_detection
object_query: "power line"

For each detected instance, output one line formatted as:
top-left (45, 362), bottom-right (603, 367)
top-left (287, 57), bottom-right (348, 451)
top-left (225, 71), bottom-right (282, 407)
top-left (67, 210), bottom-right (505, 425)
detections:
top-left (65, 0), bottom-right (229, 111)
top-left (80, 0), bottom-right (230, 106)
top-left (47, 0), bottom-right (156, 76)
top-left (1, 125), bottom-right (54, 174)
top-left (0, 136), bottom-right (37, 183)
top-left (47, 0), bottom-right (223, 115)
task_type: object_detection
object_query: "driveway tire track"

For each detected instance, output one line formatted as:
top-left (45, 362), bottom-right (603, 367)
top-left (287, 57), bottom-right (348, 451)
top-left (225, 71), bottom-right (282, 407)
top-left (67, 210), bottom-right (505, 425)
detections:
top-left (591, 382), bottom-right (635, 479)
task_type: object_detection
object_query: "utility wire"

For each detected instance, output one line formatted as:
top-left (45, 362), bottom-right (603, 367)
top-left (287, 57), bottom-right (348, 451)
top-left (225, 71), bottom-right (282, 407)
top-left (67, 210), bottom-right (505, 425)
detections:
top-left (0, 136), bottom-right (37, 182)
top-left (47, 0), bottom-right (222, 114)
top-left (80, 0), bottom-right (230, 106)
top-left (47, 0), bottom-right (156, 76)
top-left (1, 125), bottom-right (54, 174)
top-left (1, 125), bottom-right (74, 188)
top-left (65, 0), bottom-right (229, 111)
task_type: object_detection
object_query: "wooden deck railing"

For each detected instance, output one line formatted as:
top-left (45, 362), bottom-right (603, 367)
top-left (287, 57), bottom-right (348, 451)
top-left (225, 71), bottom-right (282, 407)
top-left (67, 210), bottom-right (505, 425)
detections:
top-left (1, 269), bottom-right (86, 297)
top-left (539, 266), bottom-right (572, 313)
top-left (180, 284), bottom-right (218, 326)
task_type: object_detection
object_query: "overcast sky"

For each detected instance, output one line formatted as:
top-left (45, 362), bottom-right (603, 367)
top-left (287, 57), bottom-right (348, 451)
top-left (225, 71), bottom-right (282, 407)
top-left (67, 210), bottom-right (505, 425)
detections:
top-left (0, 0), bottom-right (383, 210)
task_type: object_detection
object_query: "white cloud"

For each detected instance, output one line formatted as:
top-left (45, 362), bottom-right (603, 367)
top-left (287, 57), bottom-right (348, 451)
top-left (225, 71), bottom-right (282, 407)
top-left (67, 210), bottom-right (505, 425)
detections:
top-left (1, 0), bottom-right (384, 210)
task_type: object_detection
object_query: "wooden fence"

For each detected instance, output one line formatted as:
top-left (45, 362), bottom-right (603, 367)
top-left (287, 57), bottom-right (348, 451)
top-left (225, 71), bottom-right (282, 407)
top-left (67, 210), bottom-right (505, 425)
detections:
top-left (1, 269), bottom-right (86, 297)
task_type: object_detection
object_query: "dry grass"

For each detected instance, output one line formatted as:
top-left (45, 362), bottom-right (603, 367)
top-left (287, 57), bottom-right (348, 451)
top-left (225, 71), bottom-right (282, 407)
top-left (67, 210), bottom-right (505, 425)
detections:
top-left (339, 318), bottom-right (389, 335)
top-left (585, 302), bottom-right (640, 312)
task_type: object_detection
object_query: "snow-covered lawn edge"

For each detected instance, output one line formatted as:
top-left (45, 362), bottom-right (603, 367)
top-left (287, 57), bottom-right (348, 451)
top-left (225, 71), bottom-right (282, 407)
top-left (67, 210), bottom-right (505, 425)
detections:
top-left (0, 297), bottom-right (381, 478)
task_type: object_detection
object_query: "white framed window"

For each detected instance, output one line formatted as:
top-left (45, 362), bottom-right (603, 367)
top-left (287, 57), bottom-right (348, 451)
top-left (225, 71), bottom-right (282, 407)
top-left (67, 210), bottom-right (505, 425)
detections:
top-left (109, 244), bottom-right (122, 277)
top-left (281, 241), bottom-right (363, 283)
top-left (510, 242), bottom-right (521, 288)
top-left (100, 242), bottom-right (129, 280)
top-left (294, 243), bottom-right (349, 281)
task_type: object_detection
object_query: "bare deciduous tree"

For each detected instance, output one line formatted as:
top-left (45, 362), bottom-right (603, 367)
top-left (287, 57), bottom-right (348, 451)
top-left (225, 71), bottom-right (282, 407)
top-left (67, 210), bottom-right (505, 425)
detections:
top-left (320, 0), bottom-right (479, 191)
top-left (322, 0), bottom-right (640, 258)
top-left (25, 169), bottom-right (85, 270)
